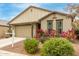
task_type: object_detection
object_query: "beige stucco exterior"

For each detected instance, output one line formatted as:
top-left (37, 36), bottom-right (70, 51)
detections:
top-left (9, 6), bottom-right (73, 38)
top-left (0, 26), bottom-right (9, 38)
top-left (11, 23), bottom-right (36, 38)
top-left (9, 6), bottom-right (51, 38)
top-left (9, 6), bottom-right (51, 25)
top-left (41, 13), bottom-right (72, 32)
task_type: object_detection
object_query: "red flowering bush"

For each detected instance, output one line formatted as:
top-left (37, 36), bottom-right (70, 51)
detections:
top-left (44, 29), bottom-right (57, 37)
top-left (34, 28), bottom-right (77, 43)
top-left (36, 29), bottom-right (44, 33)
top-left (61, 31), bottom-right (68, 38)
top-left (34, 29), bottom-right (57, 43)
top-left (67, 29), bottom-right (77, 40)
top-left (61, 29), bottom-right (77, 41)
top-left (34, 33), bottom-right (40, 39)
top-left (35, 29), bottom-right (57, 38)
top-left (34, 29), bottom-right (44, 39)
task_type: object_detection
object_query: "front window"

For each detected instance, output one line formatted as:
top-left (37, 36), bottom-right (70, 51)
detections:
top-left (56, 20), bottom-right (63, 34)
top-left (47, 20), bottom-right (53, 30)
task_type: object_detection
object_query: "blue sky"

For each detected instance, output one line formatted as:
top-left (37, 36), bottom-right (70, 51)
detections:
top-left (0, 3), bottom-right (69, 21)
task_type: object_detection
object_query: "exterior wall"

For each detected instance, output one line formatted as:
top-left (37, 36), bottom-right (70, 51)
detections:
top-left (9, 6), bottom-right (73, 38)
top-left (41, 13), bottom-right (72, 32)
top-left (11, 13), bottom-right (72, 38)
top-left (63, 16), bottom-right (72, 31)
top-left (0, 26), bottom-right (9, 38)
top-left (10, 7), bottom-right (51, 24)
top-left (11, 24), bottom-right (36, 38)
top-left (56, 14), bottom-right (72, 31)
top-left (41, 14), bottom-right (56, 31)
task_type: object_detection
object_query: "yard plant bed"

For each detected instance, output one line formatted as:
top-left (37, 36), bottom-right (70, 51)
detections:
top-left (0, 40), bottom-right (79, 56)
top-left (0, 40), bottom-right (40, 56)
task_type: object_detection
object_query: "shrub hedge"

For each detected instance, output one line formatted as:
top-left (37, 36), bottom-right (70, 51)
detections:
top-left (41, 38), bottom-right (74, 56)
top-left (24, 38), bottom-right (39, 54)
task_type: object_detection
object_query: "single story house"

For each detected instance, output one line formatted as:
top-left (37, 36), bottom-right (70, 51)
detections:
top-left (9, 6), bottom-right (73, 38)
top-left (0, 20), bottom-right (9, 38)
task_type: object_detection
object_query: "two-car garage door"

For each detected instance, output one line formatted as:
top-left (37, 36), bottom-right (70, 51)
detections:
top-left (15, 25), bottom-right (32, 38)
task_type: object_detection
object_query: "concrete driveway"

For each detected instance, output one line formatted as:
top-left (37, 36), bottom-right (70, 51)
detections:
top-left (0, 37), bottom-right (25, 56)
top-left (0, 37), bottom-right (25, 48)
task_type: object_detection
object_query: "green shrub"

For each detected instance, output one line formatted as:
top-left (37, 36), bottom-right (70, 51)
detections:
top-left (39, 37), bottom-right (50, 43)
top-left (41, 38), bottom-right (74, 56)
top-left (24, 38), bottom-right (39, 54)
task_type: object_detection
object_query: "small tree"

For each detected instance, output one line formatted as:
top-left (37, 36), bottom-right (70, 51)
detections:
top-left (72, 22), bottom-right (79, 39)
top-left (65, 4), bottom-right (79, 19)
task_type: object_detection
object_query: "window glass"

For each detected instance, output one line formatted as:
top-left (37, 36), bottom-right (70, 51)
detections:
top-left (56, 20), bottom-right (63, 33)
top-left (47, 20), bottom-right (53, 30)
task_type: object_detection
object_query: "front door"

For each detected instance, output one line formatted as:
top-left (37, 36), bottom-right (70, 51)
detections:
top-left (36, 23), bottom-right (41, 30)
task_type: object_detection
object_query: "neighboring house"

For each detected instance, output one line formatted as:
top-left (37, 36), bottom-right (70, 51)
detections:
top-left (0, 20), bottom-right (9, 38)
top-left (9, 6), bottom-right (73, 38)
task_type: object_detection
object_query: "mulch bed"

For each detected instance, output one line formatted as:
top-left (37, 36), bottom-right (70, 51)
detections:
top-left (0, 40), bottom-right (79, 56)
top-left (0, 40), bottom-right (40, 56)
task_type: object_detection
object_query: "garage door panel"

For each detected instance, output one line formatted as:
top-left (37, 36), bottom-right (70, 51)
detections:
top-left (15, 25), bottom-right (32, 38)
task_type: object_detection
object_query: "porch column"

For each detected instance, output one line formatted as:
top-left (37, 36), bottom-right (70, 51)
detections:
top-left (33, 24), bottom-right (36, 37)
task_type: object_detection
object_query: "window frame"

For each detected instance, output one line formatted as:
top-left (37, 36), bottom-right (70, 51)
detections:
top-left (56, 19), bottom-right (63, 33)
top-left (47, 20), bottom-right (53, 30)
